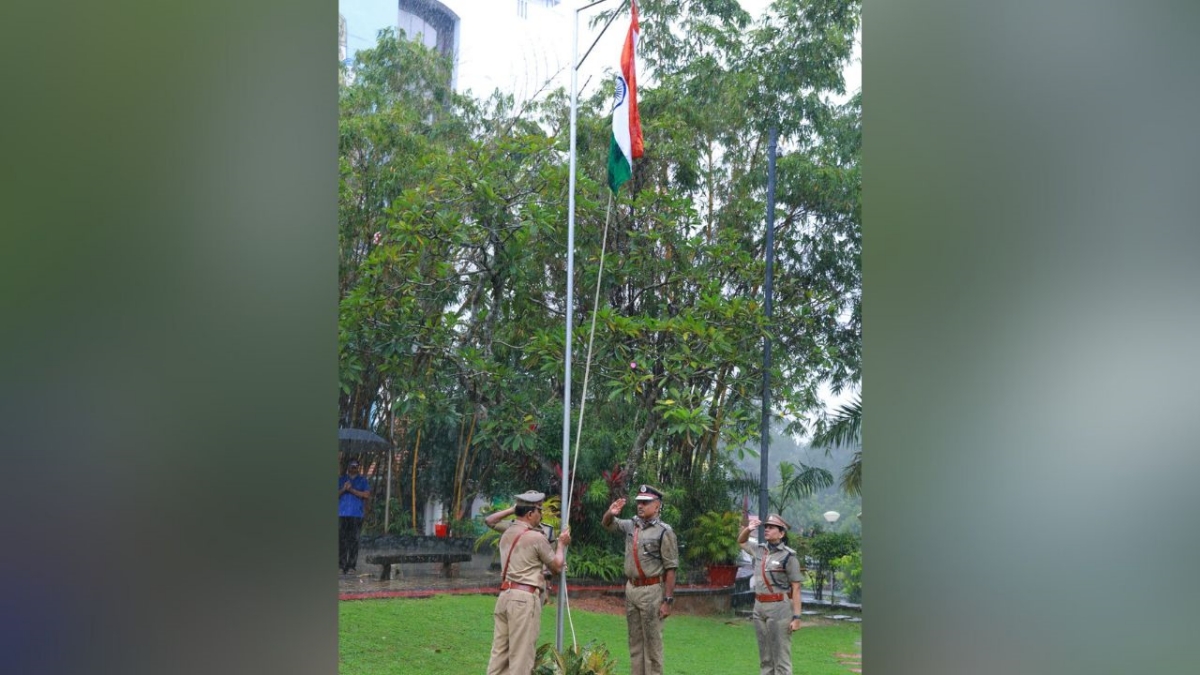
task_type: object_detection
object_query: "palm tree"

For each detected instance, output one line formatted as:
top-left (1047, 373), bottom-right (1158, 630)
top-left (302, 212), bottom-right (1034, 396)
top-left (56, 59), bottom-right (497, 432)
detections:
top-left (770, 461), bottom-right (834, 514)
top-left (810, 393), bottom-right (861, 496)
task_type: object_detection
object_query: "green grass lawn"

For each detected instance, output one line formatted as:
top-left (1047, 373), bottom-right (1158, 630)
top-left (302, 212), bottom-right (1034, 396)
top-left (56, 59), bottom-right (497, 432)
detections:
top-left (339, 594), bottom-right (861, 674)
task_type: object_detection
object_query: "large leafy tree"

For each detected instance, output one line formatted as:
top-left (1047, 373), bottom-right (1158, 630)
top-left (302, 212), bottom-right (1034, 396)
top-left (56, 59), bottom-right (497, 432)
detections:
top-left (338, 0), bottom-right (861, 539)
top-left (570, 0), bottom-right (861, 495)
top-left (339, 32), bottom-right (573, 528)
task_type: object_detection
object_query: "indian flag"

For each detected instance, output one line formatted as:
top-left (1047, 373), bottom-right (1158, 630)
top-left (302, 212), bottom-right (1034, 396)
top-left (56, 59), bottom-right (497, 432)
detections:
top-left (607, 0), bottom-right (642, 194)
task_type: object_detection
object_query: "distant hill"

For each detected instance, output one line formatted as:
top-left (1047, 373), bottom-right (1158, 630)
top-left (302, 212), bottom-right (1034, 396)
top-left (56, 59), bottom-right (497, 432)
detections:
top-left (731, 424), bottom-right (861, 535)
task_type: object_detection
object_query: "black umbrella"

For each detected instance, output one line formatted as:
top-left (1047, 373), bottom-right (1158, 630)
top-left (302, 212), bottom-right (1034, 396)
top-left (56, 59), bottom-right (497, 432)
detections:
top-left (338, 427), bottom-right (391, 455)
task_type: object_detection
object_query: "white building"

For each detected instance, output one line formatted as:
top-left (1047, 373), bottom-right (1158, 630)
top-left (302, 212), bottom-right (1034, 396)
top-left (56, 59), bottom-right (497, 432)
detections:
top-left (339, 14), bottom-right (348, 63)
top-left (338, 1), bottom-right (861, 108)
top-left (340, 0), bottom-right (577, 102)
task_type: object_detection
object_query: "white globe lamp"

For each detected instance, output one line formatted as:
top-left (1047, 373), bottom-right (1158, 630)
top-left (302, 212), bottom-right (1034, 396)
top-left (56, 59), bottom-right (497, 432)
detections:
top-left (821, 510), bottom-right (841, 605)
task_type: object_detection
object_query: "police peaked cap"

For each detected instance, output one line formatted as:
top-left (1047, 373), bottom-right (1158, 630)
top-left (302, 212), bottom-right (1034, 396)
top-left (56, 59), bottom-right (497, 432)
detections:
top-left (764, 514), bottom-right (791, 531)
top-left (514, 490), bottom-right (546, 504)
top-left (634, 484), bottom-right (664, 501)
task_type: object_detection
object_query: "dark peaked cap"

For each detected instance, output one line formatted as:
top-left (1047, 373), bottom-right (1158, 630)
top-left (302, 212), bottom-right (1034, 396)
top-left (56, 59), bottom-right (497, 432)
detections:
top-left (634, 484), bottom-right (664, 501)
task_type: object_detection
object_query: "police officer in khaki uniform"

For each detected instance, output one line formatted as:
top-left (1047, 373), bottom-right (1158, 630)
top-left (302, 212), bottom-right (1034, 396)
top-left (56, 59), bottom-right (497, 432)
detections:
top-left (602, 484), bottom-right (678, 675)
top-left (485, 495), bottom-right (558, 603)
top-left (486, 490), bottom-right (570, 675)
top-left (738, 514), bottom-right (804, 675)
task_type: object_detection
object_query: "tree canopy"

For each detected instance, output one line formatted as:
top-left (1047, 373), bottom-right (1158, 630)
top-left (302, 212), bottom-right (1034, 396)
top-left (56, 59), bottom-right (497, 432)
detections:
top-left (338, 0), bottom-right (861, 541)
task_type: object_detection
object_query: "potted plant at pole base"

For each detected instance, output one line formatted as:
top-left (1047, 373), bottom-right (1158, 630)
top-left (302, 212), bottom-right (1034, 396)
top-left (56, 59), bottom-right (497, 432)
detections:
top-left (534, 641), bottom-right (617, 675)
top-left (685, 511), bottom-right (743, 587)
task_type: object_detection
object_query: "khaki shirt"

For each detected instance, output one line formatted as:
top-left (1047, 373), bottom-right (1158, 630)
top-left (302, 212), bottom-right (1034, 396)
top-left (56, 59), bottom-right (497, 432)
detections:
top-left (499, 520), bottom-right (555, 588)
top-left (740, 541), bottom-right (803, 594)
top-left (605, 516), bottom-right (678, 580)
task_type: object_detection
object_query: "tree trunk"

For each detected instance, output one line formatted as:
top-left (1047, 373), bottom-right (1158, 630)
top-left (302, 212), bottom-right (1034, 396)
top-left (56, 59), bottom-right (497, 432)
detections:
top-left (410, 428), bottom-right (422, 532)
top-left (623, 410), bottom-right (661, 484)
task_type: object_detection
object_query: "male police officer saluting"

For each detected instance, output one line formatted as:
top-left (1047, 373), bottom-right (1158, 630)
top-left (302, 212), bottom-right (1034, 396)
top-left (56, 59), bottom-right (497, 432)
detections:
top-left (738, 514), bottom-right (804, 675)
top-left (602, 485), bottom-right (679, 675)
top-left (486, 490), bottom-right (570, 675)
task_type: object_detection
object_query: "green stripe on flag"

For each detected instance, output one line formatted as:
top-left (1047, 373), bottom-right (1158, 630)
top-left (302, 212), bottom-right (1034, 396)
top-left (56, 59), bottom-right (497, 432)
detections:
top-left (607, 136), bottom-right (632, 194)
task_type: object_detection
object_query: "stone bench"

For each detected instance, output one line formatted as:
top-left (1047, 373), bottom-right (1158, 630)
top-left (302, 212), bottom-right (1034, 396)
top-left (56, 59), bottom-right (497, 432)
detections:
top-left (365, 552), bottom-right (473, 581)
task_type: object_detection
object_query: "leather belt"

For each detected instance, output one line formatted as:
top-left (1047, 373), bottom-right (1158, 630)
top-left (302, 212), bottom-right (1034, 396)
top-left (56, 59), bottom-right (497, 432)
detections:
top-left (629, 575), bottom-right (662, 587)
top-left (756, 593), bottom-right (788, 603)
top-left (500, 580), bottom-right (541, 594)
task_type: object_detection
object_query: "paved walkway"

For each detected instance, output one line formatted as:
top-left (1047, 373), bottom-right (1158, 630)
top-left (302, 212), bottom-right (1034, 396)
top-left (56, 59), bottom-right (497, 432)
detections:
top-left (336, 564), bottom-right (645, 601)
top-left (338, 565), bottom-right (862, 613)
top-left (337, 564), bottom-right (752, 601)
top-left (337, 563), bottom-right (501, 600)
top-left (837, 650), bottom-right (863, 673)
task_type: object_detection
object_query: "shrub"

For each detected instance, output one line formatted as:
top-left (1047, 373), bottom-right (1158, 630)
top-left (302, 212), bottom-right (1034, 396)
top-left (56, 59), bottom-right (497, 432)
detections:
top-left (808, 532), bottom-right (859, 601)
top-left (833, 550), bottom-right (862, 603)
top-left (567, 545), bottom-right (624, 582)
top-left (534, 641), bottom-right (618, 675)
top-left (684, 511), bottom-right (742, 566)
top-left (367, 499), bottom-right (415, 536)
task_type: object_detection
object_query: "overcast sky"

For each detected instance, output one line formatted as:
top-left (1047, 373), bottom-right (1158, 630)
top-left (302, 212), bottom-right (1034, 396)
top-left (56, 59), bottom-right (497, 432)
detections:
top-left (340, 1), bottom-right (859, 104)
top-left (546, 0), bottom-right (860, 106)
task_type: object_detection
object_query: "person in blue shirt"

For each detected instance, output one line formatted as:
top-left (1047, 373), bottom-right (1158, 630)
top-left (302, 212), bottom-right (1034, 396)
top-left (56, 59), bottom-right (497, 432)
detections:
top-left (338, 459), bottom-right (371, 574)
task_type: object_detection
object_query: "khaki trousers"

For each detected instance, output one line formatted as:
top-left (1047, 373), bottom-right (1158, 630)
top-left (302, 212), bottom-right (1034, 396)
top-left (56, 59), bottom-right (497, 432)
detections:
top-left (625, 582), bottom-right (665, 675)
top-left (752, 599), bottom-right (794, 675)
top-left (486, 589), bottom-right (542, 675)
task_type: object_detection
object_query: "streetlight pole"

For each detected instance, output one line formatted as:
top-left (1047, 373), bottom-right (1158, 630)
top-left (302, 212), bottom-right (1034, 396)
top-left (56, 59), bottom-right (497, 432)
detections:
top-left (758, 123), bottom-right (778, 545)
top-left (823, 510), bottom-right (840, 605)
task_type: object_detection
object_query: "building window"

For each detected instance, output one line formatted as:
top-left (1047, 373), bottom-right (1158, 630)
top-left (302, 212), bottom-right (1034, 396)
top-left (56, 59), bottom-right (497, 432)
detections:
top-left (517, 0), bottom-right (529, 19)
top-left (399, 10), bottom-right (438, 51)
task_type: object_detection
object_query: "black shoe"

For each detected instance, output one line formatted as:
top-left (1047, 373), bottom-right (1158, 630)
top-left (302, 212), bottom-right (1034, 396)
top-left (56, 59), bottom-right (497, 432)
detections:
top-left (348, 567), bottom-right (357, 574)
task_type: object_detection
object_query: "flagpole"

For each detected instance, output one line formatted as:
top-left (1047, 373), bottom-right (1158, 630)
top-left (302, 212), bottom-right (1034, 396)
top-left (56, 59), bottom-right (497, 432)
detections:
top-left (562, 0), bottom-right (622, 651)
top-left (559, 5), bottom-right (579, 652)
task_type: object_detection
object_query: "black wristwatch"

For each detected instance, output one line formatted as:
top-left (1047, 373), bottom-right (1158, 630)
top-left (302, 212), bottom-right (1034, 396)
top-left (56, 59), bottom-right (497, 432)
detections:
top-left (663, 597), bottom-right (674, 604)
top-left (791, 614), bottom-right (801, 620)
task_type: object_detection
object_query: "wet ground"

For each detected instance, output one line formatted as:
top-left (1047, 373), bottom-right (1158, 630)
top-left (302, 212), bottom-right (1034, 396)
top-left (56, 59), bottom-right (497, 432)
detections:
top-left (338, 562), bottom-right (503, 598)
top-left (337, 563), bottom-right (862, 616)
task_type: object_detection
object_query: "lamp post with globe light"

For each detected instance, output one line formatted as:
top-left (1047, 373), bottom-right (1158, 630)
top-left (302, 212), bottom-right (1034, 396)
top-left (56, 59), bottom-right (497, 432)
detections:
top-left (823, 510), bottom-right (841, 604)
